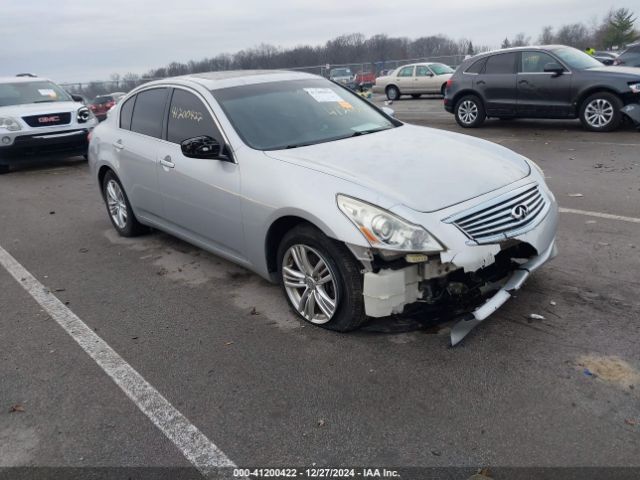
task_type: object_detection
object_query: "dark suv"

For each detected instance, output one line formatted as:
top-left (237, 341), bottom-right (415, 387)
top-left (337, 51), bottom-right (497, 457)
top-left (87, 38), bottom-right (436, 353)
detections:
top-left (444, 45), bottom-right (640, 132)
top-left (613, 42), bottom-right (640, 67)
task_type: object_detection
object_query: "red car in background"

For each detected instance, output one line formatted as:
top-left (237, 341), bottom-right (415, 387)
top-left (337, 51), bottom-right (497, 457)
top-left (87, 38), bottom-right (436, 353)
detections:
top-left (353, 72), bottom-right (377, 88)
top-left (88, 92), bottom-right (125, 121)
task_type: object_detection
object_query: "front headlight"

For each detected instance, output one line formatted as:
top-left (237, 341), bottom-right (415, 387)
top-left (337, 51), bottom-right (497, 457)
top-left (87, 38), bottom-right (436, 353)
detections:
top-left (0, 117), bottom-right (21, 131)
top-left (337, 194), bottom-right (444, 253)
top-left (629, 83), bottom-right (640, 94)
top-left (77, 107), bottom-right (93, 124)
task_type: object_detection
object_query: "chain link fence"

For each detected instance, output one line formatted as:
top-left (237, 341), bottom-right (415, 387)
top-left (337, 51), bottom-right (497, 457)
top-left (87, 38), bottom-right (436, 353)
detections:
top-left (61, 55), bottom-right (466, 99)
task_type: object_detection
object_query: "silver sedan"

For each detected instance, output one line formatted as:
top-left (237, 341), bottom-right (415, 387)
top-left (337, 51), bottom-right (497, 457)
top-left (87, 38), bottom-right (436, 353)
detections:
top-left (89, 70), bottom-right (557, 345)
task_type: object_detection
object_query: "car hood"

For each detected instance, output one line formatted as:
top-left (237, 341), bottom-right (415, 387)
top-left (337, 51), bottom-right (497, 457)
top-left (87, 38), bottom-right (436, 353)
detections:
top-left (0, 101), bottom-right (80, 117)
top-left (265, 124), bottom-right (531, 213)
top-left (585, 66), bottom-right (640, 78)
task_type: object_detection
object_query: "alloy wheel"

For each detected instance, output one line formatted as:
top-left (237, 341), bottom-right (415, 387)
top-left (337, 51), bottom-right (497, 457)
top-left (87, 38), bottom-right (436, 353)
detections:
top-left (458, 100), bottom-right (478, 125)
top-left (282, 244), bottom-right (338, 324)
top-left (585, 98), bottom-right (614, 128)
top-left (106, 179), bottom-right (128, 229)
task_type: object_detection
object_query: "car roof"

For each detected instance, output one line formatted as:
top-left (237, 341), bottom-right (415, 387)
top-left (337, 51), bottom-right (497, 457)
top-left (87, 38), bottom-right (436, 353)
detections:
top-left (0, 76), bottom-right (53, 84)
top-left (470, 45), bottom-right (570, 59)
top-left (170, 70), bottom-right (319, 90)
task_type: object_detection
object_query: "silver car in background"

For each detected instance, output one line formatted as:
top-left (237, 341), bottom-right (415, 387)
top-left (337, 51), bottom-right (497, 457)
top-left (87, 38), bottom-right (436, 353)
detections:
top-left (89, 70), bottom-right (558, 345)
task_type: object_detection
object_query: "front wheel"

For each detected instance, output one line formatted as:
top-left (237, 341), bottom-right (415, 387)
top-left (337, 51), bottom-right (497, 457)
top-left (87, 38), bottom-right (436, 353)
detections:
top-left (102, 171), bottom-right (148, 237)
top-left (579, 92), bottom-right (623, 132)
top-left (386, 85), bottom-right (400, 101)
top-left (454, 95), bottom-right (486, 128)
top-left (278, 224), bottom-right (366, 332)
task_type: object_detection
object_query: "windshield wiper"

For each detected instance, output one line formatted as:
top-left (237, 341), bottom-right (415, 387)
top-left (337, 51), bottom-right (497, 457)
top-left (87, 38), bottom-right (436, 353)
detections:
top-left (349, 127), bottom-right (391, 137)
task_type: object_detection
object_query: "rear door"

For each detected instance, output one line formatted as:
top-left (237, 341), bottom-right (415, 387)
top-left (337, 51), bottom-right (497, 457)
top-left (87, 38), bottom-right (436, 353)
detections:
top-left (114, 88), bottom-right (169, 220)
top-left (156, 87), bottom-right (244, 259)
top-left (395, 65), bottom-right (416, 94)
top-left (516, 51), bottom-right (573, 118)
top-left (474, 52), bottom-right (518, 117)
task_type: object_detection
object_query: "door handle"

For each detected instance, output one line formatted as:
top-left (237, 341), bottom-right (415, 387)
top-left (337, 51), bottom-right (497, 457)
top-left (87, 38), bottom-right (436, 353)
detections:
top-left (160, 156), bottom-right (175, 169)
top-left (476, 80), bottom-right (486, 85)
top-left (518, 79), bottom-right (528, 84)
top-left (112, 140), bottom-right (124, 151)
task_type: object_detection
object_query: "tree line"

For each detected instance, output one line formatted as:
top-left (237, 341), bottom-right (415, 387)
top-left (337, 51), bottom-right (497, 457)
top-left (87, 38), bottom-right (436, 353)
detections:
top-left (66, 7), bottom-right (637, 100)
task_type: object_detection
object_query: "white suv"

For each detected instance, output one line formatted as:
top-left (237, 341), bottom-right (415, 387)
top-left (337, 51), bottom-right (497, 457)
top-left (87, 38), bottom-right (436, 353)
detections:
top-left (0, 76), bottom-right (98, 173)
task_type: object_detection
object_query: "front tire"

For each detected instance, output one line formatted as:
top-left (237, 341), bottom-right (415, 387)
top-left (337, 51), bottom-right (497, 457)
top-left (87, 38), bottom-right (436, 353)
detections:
top-left (277, 224), bottom-right (366, 332)
top-left (579, 92), bottom-right (623, 132)
top-left (454, 95), bottom-right (486, 128)
top-left (386, 85), bottom-right (400, 101)
top-left (101, 170), bottom-right (147, 237)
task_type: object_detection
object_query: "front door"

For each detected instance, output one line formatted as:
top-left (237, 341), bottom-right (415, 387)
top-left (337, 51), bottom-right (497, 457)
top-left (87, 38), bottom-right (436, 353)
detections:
top-left (516, 51), bottom-right (573, 118)
top-left (415, 65), bottom-right (438, 93)
top-left (474, 52), bottom-right (518, 117)
top-left (156, 88), bottom-right (244, 260)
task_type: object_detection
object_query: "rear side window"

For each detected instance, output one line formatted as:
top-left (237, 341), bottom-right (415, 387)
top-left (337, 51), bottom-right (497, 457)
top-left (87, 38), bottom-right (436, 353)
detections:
top-left (465, 58), bottom-right (486, 74)
top-left (119, 95), bottom-right (136, 130)
top-left (130, 88), bottom-right (168, 139)
top-left (484, 53), bottom-right (517, 74)
top-left (166, 89), bottom-right (220, 144)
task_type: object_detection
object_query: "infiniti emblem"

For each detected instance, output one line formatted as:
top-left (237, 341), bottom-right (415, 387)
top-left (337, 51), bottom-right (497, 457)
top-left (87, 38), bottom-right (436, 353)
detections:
top-left (511, 204), bottom-right (529, 220)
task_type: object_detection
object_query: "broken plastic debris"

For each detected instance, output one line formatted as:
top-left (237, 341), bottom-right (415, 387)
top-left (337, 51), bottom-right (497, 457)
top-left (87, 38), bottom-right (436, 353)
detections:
top-left (549, 301), bottom-right (557, 306)
top-left (568, 193), bottom-right (584, 197)
top-left (528, 313), bottom-right (545, 320)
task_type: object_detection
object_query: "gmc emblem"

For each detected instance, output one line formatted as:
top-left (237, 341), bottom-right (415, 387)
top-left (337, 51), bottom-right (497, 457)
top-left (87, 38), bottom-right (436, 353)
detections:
top-left (38, 115), bottom-right (60, 124)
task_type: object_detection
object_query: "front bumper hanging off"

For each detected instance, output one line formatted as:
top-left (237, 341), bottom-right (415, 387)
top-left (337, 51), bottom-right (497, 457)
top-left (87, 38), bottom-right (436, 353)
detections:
top-left (450, 239), bottom-right (557, 346)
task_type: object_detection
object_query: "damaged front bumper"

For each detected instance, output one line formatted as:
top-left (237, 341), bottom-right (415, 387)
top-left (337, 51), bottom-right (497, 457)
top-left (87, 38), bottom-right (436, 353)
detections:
top-left (449, 239), bottom-right (557, 345)
top-left (358, 179), bottom-right (558, 345)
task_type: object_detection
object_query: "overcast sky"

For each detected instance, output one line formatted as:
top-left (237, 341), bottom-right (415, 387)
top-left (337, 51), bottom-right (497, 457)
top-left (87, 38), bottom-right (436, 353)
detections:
top-left (0, 0), bottom-right (627, 83)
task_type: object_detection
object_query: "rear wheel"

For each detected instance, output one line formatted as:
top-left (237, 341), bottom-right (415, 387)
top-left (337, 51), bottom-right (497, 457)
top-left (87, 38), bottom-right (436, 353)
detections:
top-left (101, 170), bottom-right (148, 237)
top-left (386, 85), bottom-right (400, 101)
top-left (277, 224), bottom-right (366, 332)
top-left (454, 95), bottom-right (486, 128)
top-left (579, 92), bottom-right (623, 132)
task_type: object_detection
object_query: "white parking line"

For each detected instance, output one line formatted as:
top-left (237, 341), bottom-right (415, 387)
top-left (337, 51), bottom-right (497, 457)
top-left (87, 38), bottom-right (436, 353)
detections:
top-left (560, 207), bottom-right (640, 224)
top-left (0, 244), bottom-right (235, 475)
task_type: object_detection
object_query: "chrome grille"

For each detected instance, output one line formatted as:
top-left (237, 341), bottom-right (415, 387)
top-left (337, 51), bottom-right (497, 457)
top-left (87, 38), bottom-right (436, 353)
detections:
top-left (444, 183), bottom-right (549, 244)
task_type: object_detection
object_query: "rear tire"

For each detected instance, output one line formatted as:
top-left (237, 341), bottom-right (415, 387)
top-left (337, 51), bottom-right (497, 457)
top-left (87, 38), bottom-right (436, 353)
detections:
top-left (386, 85), bottom-right (400, 101)
top-left (579, 92), bottom-right (623, 132)
top-left (277, 224), bottom-right (366, 332)
top-left (454, 95), bottom-right (486, 128)
top-left (101, 170), bottom-right (148, 237)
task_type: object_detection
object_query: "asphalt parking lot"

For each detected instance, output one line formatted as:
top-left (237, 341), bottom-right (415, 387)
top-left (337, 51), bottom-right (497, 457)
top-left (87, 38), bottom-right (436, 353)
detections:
top-left (1, 96), bottom-right (639, 478)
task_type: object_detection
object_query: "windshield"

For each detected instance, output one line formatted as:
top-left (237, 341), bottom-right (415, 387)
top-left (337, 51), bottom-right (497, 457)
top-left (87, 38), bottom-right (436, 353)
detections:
top-left (330, 68), bottom-right (351, 77)
top-left (212, 79), bottom-right (398, 151)
top-left (429, 63), bottom-right (454, 75)
top-left (552, 47), bottom-right (603, 70)
top-left (0, 81), bottom-right (72, 107)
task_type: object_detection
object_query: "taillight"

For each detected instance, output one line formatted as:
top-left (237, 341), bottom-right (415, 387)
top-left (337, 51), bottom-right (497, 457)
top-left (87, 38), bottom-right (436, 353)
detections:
top-left (446, 79), bottom-right (453, 89)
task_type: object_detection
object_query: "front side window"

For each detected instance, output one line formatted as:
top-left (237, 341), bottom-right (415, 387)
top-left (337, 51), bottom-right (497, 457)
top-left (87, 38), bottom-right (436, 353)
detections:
top-left (484, 53), bottom-right (517, 74)
top-left (0, 81), bottom-right (72, 107)
top-left (429, 63), bottom-right (454, 75)
top-left (212, 79), bottom-right (398, 151)
top-left (119, 95), bottom-right (136, 130)
top-left (130, 88), bottom-right (168, 139)
top-left (167, 89), bottom-right (220, 144)
top-left (415, 66), bottom-right (432, 77)
top-left (397, 66), bottom-right (415, 77)
top-left (552, 47), bottom-right (602, 69)
top-left (520, 51), bottom-right (558, 73)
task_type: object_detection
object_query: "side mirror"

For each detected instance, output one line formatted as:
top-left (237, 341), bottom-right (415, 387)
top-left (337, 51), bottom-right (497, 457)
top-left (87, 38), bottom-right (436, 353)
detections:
top-left (543, 62), bottom-right (565, 75)
top-left (381, 106), bottom-right (395, 117)
top-left (71, 94), bottom-right (85, 103)
top-left (180, 136), bottom-right (230, 161)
